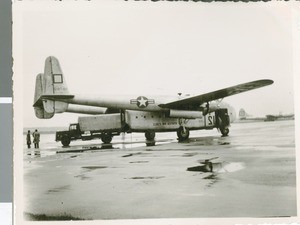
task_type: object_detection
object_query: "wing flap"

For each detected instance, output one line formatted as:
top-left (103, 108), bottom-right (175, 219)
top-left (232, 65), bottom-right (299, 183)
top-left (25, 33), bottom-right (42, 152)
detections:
top-left (160, 79), bottom-right (273, 110)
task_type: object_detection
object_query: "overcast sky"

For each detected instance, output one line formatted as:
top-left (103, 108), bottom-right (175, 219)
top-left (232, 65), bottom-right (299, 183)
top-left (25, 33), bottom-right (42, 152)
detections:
top-left (14, 2), bottom-right (297, 128)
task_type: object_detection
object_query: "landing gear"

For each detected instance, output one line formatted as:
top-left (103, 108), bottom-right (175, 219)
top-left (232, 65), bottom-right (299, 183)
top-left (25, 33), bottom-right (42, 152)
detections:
top-left (216, 109), bottom-right (230, 137)
top-left (177, 126), bottom-right (190, 142)
top-left (145, 131), bottom-right (155, 140)
top-left (145, 131), bottom-right (155, 146)
top-left (61, 135), bottom-right (71, 147)
top-left (220, 127), bottom-right (229, 136)
top-left (101, 133), bottom-right (112, 144)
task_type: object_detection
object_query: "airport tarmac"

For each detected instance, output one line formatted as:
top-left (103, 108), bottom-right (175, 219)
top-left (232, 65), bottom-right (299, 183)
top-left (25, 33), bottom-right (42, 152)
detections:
top-left (23, 120), bottom-right (296, 220)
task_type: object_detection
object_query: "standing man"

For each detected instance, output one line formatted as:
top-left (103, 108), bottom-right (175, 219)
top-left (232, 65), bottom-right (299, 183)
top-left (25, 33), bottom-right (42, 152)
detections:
top-left (32, 129), bottom-right (40, 148)
top-left (26, 130), bottom-right (31, 148)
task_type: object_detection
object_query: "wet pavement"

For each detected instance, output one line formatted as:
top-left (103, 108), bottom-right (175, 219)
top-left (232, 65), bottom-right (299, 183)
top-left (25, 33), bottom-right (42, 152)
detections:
top-left (23, 120), bottom-right (296, 220)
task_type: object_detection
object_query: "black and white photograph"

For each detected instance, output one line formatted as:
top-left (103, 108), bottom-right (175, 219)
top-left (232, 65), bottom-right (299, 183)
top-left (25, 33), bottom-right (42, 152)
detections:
top-left (13, 1), bottom-right (299, 224)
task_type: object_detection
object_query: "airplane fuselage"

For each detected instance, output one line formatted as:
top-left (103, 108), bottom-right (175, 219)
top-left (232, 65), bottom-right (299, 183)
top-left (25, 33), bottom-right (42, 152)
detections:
top-left (33, 56), bottom-right (272, 146)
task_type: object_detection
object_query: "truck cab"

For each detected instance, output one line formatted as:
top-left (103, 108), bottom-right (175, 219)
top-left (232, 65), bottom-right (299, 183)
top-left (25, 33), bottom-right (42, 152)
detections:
top-left (55, 123), bottom-right (81, 147)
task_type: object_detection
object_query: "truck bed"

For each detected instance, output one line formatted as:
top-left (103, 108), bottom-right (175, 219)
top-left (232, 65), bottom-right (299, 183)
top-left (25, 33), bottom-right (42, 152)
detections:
top-left (78, 114), bottom-right (122, 132)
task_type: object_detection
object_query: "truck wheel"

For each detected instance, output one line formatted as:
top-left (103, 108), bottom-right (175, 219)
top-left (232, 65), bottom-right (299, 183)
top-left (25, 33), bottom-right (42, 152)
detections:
top-left (101, 134), bottom-right (112, 144)
top-left (145, 131), bottom-right (155, 140)
top-left (61, 136), bottom-right (71, 147)
top-left (177, 127), bottom-right (190, 142)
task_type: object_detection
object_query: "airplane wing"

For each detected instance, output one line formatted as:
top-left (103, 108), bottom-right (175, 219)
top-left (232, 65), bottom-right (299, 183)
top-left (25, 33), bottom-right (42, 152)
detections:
top-left (159, 79), bottom-right (274, 110)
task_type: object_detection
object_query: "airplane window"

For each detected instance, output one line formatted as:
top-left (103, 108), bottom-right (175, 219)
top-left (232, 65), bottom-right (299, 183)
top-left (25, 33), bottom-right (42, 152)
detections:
top-left (53, 74), bottom-right (63, 83)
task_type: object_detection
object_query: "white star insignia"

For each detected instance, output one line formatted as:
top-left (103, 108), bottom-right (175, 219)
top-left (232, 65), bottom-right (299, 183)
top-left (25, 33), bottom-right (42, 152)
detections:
top-left (138, 97), bottom-right (147, 107)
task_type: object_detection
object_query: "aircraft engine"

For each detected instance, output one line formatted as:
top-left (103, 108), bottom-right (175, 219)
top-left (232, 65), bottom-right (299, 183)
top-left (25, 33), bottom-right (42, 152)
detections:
top-left (200, 101), bottom-right (219, 115)
top-left (66, 104), bottom-right (107, 115)
top-left (168, 110), bottom-right (203, 119)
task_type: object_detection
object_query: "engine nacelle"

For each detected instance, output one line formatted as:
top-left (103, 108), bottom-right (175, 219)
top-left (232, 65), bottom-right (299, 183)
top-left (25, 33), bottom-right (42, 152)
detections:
top-left (200, 101), bottom-right (219, 115)
top-left (168, 109), bottom-right (203, 119)
top-left (66, 104), bottom-right (107, 115)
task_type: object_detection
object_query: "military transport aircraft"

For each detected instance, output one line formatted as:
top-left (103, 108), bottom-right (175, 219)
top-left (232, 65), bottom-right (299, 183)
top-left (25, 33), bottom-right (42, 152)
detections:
top-left (33, 56), bottom-right (273, 145)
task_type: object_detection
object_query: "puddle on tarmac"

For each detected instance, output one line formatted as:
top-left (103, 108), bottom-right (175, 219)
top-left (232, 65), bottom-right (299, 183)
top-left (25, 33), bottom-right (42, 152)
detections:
top-left (184, 137), bottom-right (231, 147)
top-left (218, 162), bottom-right (245, 173)
top-left (122, 152), bottom-right (150, 157)
top-left (204, 174), bottom-right (220, 188)
top-left (74, 174), bottom-right (91, 180)
top-left (129, 161), bottom-right (149, 164)
top-left (187, 161), bottom-right (244, 173)
top-left (126, 176), bottom-right (165, 180)
top-left (187, 165), bottom-right (213, 172)
top-left (46, 185), bottom-right (70, 194)
top-left (203, 174), bottom-right (218, 179)
top-left (218, 142), bottom-right (230, 145)
top-left (82, 166), bottom-right (107, 170)
top-left (25, 150), bottom-right (56, 158)
top-left (183, 152), bottom-right (198, 157)
top-left (24, 212), bottom-right (85, 221)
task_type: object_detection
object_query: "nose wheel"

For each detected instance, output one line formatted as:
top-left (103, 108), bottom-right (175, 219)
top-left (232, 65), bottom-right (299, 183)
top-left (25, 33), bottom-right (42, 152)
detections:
top-left (177, 126), bottom-right (190, 142)
top-left (145, 131), bottom-right (156, 146)
top-left (220, 127), bottom-right (229, 136)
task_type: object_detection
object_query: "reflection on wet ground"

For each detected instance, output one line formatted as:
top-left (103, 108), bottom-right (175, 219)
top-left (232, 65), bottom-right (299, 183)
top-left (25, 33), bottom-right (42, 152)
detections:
top-left (23, 121), bottom-right (296, 219)
top-left (46, 185), bottom-right (70, 194)
top-left (129, 161), bottom-right (149, 164)
top-left (187, 165), bottom-right (213, 172)
top-left (81, 166), bottom-right (107, 170)
top-left (26, 149), bottom-right (56, 158)
top-left (188, 161), bottom-right (245, 173)
top-left (24, 213), bottom-right (85, 221)
top-left (24, 139), bottom-right (172, 159)
top-left (25, 134), bottom-right (232, 160)
top-left (126, 176), bottom-right (165, 180)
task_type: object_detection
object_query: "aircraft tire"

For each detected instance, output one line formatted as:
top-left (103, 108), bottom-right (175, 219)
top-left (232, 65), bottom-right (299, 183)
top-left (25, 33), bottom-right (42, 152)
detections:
top-left (101, 134), bottom-right (112, 144)
top-left (61, 136), bottom-right (71, 147)
top-left (145, 131), bottom-right (155, 140)
top-left (220, 127), bottom-right (229, 136)
top-left (146, 141), bottom-right (155, 147)
top-left (177, 127), bottom-right (190, 142)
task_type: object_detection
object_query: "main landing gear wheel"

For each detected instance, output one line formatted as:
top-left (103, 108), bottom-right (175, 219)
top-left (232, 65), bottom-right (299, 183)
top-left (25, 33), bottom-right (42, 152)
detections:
top-left (177, 127), bottom-right (190, 142)
top-left (220, 127), bottom-right (229, 136)
top-left (145, 131), bottom-right (155, 140)
top-left (61, 136), bottom-right (71, 147)
top-left (101, 133), bottom-right (112, 144)
top-left (145, 131), bottom-right (155, 146)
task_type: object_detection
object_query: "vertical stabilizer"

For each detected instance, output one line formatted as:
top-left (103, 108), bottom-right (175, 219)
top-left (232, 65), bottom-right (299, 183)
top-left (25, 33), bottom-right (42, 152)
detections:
top-left (43, 56), bottom-right (70, 95)
top-left (33, 56), bottom-right (73, 119)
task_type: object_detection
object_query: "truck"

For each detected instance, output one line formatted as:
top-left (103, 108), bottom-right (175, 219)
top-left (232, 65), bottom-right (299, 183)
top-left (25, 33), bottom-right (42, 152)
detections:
top-left (55, 113), bottom-right (123, 147)
top-left (56, 109), bottom-right (230, 147)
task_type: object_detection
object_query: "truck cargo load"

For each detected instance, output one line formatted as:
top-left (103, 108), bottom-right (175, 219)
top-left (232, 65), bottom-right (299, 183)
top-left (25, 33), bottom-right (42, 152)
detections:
top-left (78, 114), bottom-right (122, 132)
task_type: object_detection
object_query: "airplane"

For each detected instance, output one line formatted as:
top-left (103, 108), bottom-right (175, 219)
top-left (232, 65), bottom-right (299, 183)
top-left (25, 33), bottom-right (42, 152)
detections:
top-left (33, 56), bottom-right (274, 145)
